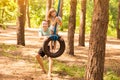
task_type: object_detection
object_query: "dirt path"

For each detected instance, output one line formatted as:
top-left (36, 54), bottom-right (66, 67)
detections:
top-left (0, 27), bottom-right (120, 80)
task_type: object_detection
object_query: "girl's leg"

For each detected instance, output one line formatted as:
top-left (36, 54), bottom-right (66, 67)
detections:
top-left (53, 41), bottom-right (56, 50)
top-left (36, 54), bottom-right (46, 73)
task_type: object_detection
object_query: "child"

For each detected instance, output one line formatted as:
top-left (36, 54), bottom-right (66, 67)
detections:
top-left (36, 20), bottom-right (53, 78)
top-left (47, 8), bottom-right (62, 50)
top-left (47, 8), bottom-right (62, 34)
top-left (38, 20), bottom-right (50, 37)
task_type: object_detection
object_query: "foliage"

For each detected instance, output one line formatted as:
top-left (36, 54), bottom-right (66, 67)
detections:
top-left (85, 0), bottom-right (93, 34)
top-left (0, 0), bottom-right (17, 28)
top-left (107, 0), bottom-right (118, 37)
top-left (61, 0), bottom-right (70, 31)
top-left (109, 0), bottom-right (118, 28)
top-left (29, 0), bottom-right (46, 28)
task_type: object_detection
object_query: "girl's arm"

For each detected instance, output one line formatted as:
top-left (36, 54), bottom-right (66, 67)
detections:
top-left (51, 17), bottom-right (62, 26)
top-left (56, 17), bottom-right (62, 26)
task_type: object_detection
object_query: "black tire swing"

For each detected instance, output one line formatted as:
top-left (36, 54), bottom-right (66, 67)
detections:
top-left (43, 36), bottom-right (65, 58)
top-left (43, 0), bottom-right (65, 58)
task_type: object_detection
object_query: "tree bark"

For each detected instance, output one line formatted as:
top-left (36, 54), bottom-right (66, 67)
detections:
top-left (79, 0), bottom-right (87, 46)
top-left (46, 0), bottom-right (52, 20)
top-left (14, 0), bottom-right (16, 2)
top-left (59, 0), bottom-right (63, 18)
top-left (52, 0), bottom-right (54, 6)
top-left (67, 0), bottom-right (77, 56)
top-left (59, 0), bottom-right (64, 31)
top-left (26, 0), bottom-right (31, 28)
top-left (17, 0), bottom-right (27, 46)
top-left (1, 9), bottom-right (4, 24)
top-left (85, 0), bottom-right (109, 80)
top-left (116, 0), bottom-right (120, 39)
top-left (0, 9), bottom-right (4, 27)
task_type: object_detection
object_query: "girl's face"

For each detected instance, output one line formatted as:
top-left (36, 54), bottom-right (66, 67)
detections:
top-left (51, 11), bottom-right (56, 17)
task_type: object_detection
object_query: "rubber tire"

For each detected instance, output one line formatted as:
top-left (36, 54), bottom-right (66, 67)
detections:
top-left (43, 36), bottom-right (65, 58)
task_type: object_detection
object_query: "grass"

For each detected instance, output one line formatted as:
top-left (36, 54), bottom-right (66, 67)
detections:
top-left (104, 71), bottom-right (120, 80)
top-left (43, 59), bottom-right (85, 78)
top-left (0, 43), bottom-right (17, 51)
top-left (0, 43), bottom-right (22, 60)
top-left (0, 43), bottom-right (17, 57)
top-left (53, 60), bottom-right (85, 78)
top-left (43, 59), bottom-right (120, 79)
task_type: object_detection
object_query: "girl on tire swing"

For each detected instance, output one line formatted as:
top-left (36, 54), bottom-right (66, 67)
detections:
top-left (47, 8), bottom-right (62, 50)
top-left (36, 8), bottom-right (62, 79)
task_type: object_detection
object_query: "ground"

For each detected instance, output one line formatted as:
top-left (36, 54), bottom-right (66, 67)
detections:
top-left (0, 26), bottom-right (120, 80)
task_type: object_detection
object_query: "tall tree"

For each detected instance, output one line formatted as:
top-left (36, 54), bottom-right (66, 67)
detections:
top-left (0, 8), bottom-right (4, 27)
top-left (67, 0), bottom-right (77, 56)
top-left (78, 0), bottom-right (87, 46)
top-left (59, 0), bottom-right (63, 17)
top-left (85, 0), bottom-right (109, 80)
top-left (26, 0), bottom-right (31, 28)
top-left (46, 0), bottom-right (52, 20)
top-left (52, 0), bottom-right (54, 6)
top-left (116, 0), bottom-right (120, 39)
top-left (59, 0), bottom-right (64, 31)
top-left (17, 0), bottom-right (27, 46)
top-left (14, 0), bottom-right (16, 2)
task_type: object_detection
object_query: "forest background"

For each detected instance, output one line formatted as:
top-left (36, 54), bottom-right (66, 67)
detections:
top-left (0, 0), bottom-right (117, 37)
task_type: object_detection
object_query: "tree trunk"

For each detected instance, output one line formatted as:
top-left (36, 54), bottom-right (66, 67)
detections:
top-left (59, 0), bottom-right (64, 31)
top-left (59, 0), bottom-right (63, 17)
top-left (1, 9), bottom-right (4, 24)
top-left (85, 0), bottom-right (109, 80)
top-left (79, 0), bottom-right (87, 46)
top-left (52, 0), bottom-right (54, 6)
top-left (26, 0), bottom-right (31, 28)
top-left (14, 0), bottom-right (16, 2)
top-left (67, 0), bottom-right (77, 56)
top-left (116, 0), bottom-right (120, 39)
top-left (17, 0), bottom-right (27, 46)
top-left (46, 0), bottom-right (52, 20)
top-left (0, 9), bottom-right (4, 27)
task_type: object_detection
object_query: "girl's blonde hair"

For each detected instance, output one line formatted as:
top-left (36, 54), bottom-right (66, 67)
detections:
top-left (47, 8), bottom-right (56, 20)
